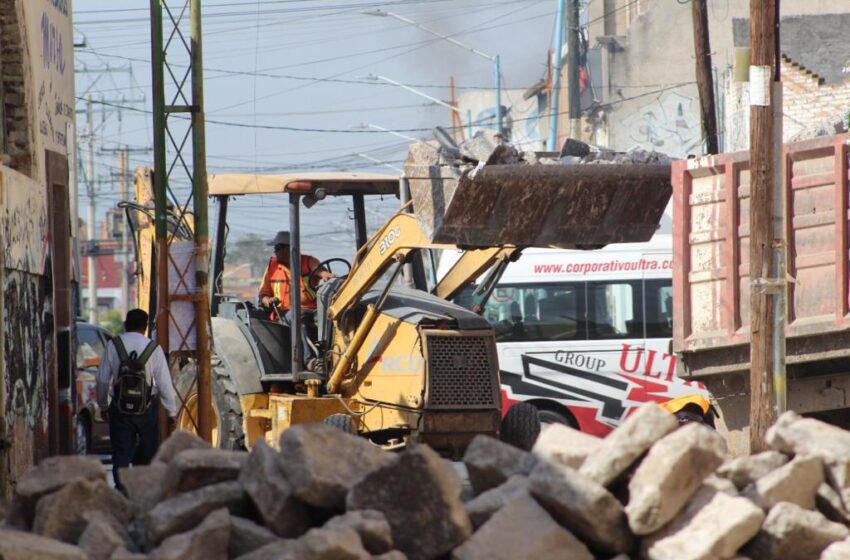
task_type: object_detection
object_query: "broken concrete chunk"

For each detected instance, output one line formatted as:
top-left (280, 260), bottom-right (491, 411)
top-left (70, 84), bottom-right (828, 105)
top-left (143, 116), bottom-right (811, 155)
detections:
top-left (146, 480), bottom-right (250, 545)
top-left (645, 491), bottom-right (765, 560)
top-left (528, 459), bottom-right (633, 554)
top-left (347, 445), bottom-right (472, 560)
top-left (406, 140), bottom-right (441, 167)
top-left (109, 549), bottom-right (148, 560)
top-left (163, 449), bottom-right (248, 494)
top-left (452, 494), bottom-right (593, 560)
top-left (121, 463), bottom-right (169, 514)
top-left (14, 455), bottom-right (105, 524)
top-left (816, 482), bottom-right (850, 525)
top-left (238, 439), bottom-right (311, 538)
top-left (149, 508), bottom-right (230, 560)
top-left (280, 423), bottom-right (396, 510)
top-left (716, 451), bottom-right (789, 490)
top-left (580, 403), bottom-right (678, 488)
top-left (743, 455), bottom-right (824, 510)
top-left (323, 510), bottom-right (393, 554)
top-left (559, 138), bottom-right (591, 158)
top-left (640, 476), bottom-right (739, 556)
top-left (299, 527), bottom-right (371, 560)
top-left (232, 539), bottom-right (303, 560)
top-left (744, 501), bottom-right (850, 560)
top-left (33, 478), bottom-right (133, 544)
top-left (77, 511), bottom-right (133, 560)
top-left (821, 538), bottom-right (850, 560)
top-left (465, 475), bottom-right (530, 529)
top-left (0, 526), bottom-right (87, 559)
top-left (459, 130), bottom-right (502, 163)
top-left (372, 552), bottom-right (408, 560)
top-left (462, 435), bottom-right (535, 495)
top-left (626, 423), bottom-right (726, 535)
top-left (152, 430), bottom-right (211, 464)
top-left (228, 516), bottom-right (279, 558)
top-left (532, 423), bottom-right (601, 469)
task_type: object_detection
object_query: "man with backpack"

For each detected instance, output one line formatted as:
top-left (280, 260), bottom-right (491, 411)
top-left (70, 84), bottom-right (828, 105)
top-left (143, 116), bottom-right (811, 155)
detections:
top-left (96, 309), bottom-right (178, 491)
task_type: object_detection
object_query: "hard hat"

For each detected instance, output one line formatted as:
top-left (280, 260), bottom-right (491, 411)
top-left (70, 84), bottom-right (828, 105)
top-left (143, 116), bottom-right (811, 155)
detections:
top-left (659, 394), bottom-right (712, 416)
top-left (269, 231), bottom-right (290, 246)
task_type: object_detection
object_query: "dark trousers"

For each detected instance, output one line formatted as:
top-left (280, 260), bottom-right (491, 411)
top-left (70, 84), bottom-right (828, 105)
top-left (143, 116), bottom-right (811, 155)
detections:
top-left (109, 400), bottom-right (160, 492)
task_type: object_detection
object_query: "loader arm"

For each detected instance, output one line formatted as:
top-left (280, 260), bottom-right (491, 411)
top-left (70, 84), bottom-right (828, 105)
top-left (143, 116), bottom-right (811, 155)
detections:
top-left (432, 246), bottom-right (521, 302)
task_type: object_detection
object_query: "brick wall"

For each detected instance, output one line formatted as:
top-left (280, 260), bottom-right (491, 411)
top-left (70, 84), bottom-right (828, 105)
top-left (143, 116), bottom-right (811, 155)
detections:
top-left (0, 0), bottom-right (32, 175)
top-left (725, 56), bottom-right (850, 152)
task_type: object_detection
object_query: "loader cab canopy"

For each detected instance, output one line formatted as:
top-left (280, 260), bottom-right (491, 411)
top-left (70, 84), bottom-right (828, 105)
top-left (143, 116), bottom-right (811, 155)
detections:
top-left (208, 172), bottom-right (399, 198)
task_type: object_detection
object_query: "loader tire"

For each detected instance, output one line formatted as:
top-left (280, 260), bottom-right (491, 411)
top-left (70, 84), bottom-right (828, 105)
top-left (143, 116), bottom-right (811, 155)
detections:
top-left (323, 413), bottom-right (357, 435)
top-left (500, 403), bottom-right (541, 451)
top-left (175, 354), bottom-right (246, 450)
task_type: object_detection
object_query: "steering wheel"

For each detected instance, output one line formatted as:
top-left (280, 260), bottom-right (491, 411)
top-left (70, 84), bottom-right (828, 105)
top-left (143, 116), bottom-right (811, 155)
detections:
top-left (307, 258), bottom-right (351, 297)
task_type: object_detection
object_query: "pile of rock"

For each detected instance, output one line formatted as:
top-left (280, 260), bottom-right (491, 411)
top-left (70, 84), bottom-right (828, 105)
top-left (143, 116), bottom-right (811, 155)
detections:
top-left (5, 408), bottom-right (850, 559)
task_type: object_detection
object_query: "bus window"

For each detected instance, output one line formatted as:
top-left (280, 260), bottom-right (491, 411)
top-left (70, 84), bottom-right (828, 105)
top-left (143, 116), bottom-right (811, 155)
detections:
top-left (645, 280), bottom-right (673, 338)
top-left (587, 281), bottom-right (642, 340)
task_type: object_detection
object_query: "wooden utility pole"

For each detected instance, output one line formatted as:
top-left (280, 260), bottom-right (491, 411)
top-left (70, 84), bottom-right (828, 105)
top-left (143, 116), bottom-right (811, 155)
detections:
top-left (567, 0), bottom-right (581, 139)
top-left (691, 0), bottom-right (719, 154)
top-left (749, 0), bottom-right (784, 452)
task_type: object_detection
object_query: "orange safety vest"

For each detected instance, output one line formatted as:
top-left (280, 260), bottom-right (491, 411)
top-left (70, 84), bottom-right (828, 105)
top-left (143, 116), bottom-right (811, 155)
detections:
top-left (267, 255), bottom-right (317, 310)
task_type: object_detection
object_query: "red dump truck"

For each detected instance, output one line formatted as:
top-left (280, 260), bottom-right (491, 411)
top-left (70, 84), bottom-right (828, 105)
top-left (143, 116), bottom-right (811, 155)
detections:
top-left (672, 133), bottom-right (850, 455)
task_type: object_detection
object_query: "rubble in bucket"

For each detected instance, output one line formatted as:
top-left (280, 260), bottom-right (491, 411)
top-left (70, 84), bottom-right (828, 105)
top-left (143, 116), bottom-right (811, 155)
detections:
top-left (5, 410), bottom-right (850, 559)
top-left (403, 129), bottom-right (674, 249)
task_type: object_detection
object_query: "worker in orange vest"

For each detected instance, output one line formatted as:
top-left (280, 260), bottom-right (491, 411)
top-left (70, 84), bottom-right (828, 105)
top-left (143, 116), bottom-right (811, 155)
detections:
top-left (259, 231), bottom-right (334, 369)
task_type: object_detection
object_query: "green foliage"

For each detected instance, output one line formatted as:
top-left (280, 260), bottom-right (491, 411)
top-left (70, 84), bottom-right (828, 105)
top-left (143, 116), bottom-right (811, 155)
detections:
top-left (101, 309), bottom-right (124, 336)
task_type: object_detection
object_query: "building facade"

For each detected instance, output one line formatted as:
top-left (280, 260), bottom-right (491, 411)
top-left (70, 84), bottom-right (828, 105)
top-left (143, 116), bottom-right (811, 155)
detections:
top-left (1, 0), bottom-right (76, 498)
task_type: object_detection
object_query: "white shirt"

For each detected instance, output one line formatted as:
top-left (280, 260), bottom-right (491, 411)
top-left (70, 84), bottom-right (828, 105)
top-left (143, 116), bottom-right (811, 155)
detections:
top-left (96, 332), bottom-right (179, 418)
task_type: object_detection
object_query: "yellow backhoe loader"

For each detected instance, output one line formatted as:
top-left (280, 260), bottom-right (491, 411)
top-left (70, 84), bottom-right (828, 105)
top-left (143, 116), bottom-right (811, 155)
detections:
top-left (133, 160), bottom-right (672, 454)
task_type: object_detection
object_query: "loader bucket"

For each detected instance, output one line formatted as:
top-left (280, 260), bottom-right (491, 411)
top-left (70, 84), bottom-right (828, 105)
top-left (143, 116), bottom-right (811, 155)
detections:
top-left (405, 163), bottom-right (672, 248)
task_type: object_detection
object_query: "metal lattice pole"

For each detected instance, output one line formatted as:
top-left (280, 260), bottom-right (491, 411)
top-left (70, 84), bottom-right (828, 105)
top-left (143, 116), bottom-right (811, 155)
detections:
top-left (149, 0), bottom-right (212, 443)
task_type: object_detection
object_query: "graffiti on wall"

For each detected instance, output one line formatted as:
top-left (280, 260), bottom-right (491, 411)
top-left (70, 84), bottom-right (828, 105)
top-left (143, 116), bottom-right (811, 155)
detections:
top-left (458, 89), bottom-right (543, 151)
top-left (620, 91), bottom-right (703, 157)
top-left (2, 168), bottom-right (48, 274)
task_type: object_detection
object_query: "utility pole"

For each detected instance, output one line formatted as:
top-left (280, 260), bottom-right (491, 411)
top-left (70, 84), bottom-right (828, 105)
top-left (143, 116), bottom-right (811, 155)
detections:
top-left (85, 96), bottom-right (98, 325)
top-left (567, 0), bottom-right (581, 139)
top-left (119, 149), bottom-right (129, 318)
top-left (749, 0), bottom-right (784, 452)
top-left (691, 0), bottom-right (719, 154)
top-left (549, 0), bottom-right (566, 150)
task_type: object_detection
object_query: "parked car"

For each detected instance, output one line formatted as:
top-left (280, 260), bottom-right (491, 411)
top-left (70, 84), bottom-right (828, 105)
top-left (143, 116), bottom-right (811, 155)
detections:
top-left (75, 320), bottom-right (112, 454)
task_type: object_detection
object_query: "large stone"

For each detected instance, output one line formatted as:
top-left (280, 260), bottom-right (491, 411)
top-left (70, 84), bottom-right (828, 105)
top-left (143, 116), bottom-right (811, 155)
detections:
top-left (744, 501), bottom-right (850, 560)
top-left (281, 423), bottom-right (396, 509)
top-left (645, 491), bottom-right (765, 560)
top-left (452, 494), bottom-right (593, 560)
top-left (459, 130), bottom-right (503, 163)
top-left (625, 423), bottom-right (726, 535)
top-left (821, 538), bottom-right (850, 560)
top-left (406, 140), bottom-right (442, 167)
top-left (146, 480), bottom-right (250, 545)
top-left (149, 508), bottom-right (230, 560)
top-left (14, 455), bottom-right (105, 524)
top-left (462, 435), bottom-right (534, 495)
top-left (163, 449), bottom-right (248, 494)
top-left (767, 412), bottom-right (850, 502)
top-left (238, 439), bottom-right (311, 538)
top-left (121, 463), bottom-right (169, 514)
top-left (743, 455), bottom-right (823, 510)
top-left (229, 516), bottom-right (279, 558)
top-left (324, 510), bottom-right (393, 554)
top-left (716, 451), bottom-right (789, 490)
top-left (33, 478), bottom-right (133, 543)
top-left (347, 445), bottom-right (472, 560)
top-left (232, 539), bottom-right (303, 560)
top-left (639, 476), bottom-right (737, 556)
top-left (465, 475), bottom-right (530, 529)
top-left (579, 404), bottom-right (678, 487)
top-left (373, 553), bottom-right (407, 560)
top-left (528, 458), bottom-right (632, 554)
top-left (532, 423), bottom-right (601, 469)
top-left (152, 430), bottom-right (211, 464)
top-left (0, 526), bottom-right (87, 559)
top-left (299, 527), bottom-right (371, 560)
top-left (77, 511), bottom-right (133, 560)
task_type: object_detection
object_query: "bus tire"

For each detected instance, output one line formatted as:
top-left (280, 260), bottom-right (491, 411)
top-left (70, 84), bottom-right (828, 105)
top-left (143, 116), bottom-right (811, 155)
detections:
top-left (323, 413), bottom-right (357, 435)
top-left (500, 403), bottom-right (541, 451)
top-left (537, 407), bottom-right (578, 429)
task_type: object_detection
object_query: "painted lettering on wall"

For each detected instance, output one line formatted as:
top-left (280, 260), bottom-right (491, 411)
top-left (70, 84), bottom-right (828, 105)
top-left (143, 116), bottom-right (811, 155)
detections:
top-left (41, 13), bottom-right (66, 75)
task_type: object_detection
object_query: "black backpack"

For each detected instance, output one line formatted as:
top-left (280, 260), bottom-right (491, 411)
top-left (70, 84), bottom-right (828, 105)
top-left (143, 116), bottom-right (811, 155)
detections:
top-left (112, 337), bottom-right (158, 415)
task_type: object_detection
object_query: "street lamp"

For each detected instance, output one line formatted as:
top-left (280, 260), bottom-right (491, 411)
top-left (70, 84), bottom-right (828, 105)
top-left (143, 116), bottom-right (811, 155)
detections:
top-left (364, 74), bottom-right (474, 138)
top-left (363, 9), bottom-right (503, 136)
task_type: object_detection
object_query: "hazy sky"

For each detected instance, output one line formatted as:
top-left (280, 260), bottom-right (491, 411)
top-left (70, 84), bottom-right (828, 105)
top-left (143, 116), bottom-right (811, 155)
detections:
top-left (74, 0), bottom-right (561, 259)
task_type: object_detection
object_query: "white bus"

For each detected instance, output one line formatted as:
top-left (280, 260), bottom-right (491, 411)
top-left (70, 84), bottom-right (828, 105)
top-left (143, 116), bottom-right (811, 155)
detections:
top-left (439, 226), bottom-right (710, 437)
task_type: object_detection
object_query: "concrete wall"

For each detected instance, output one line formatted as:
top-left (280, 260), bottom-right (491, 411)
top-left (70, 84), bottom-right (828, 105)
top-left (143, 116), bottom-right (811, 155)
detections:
top-left (579, 0), bottom-right (850, 157)
top-left (0, 0), bottom-right (74, 500)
